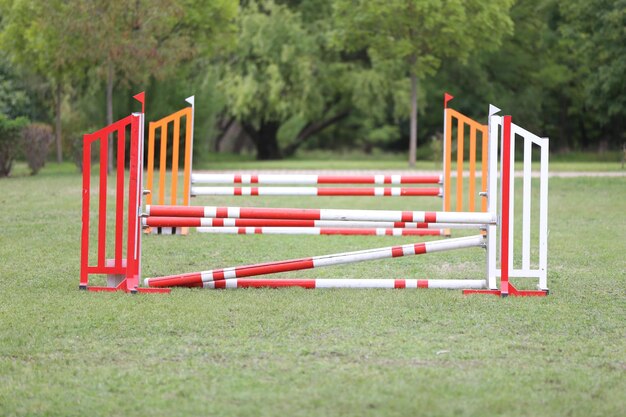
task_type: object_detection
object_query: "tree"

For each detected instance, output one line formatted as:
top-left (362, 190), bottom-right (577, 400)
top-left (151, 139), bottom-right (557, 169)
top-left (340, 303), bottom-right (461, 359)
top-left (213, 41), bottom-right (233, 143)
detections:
top-left (219, 0), bottom-right (352, 159)
top-left (0, 0), bottom-right (237, 169)
top-left (558, 0), bottom-right (626, 148)
top-left (333, 0), bottom-right (514, 166)
top-left (69, 0), bottom-right (236, 171)
top-left (0, 0), bottom-right (89, 163)
top-left (0, 57), bottom-right (30, 119)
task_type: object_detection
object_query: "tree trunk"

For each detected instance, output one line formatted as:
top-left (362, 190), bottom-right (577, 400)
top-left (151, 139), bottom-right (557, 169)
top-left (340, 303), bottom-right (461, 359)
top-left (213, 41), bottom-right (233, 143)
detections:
top-left (243, 120), bottom-right (282, 160)
top-left (214, 117), bottom-right (235, 152)
top-left (409, 72), bottom-right (418, 167)
top-left (106, 62), bottom-right (114, 173)
top-left (55, 82), bottom-right (63, 163)
top-left (283, 110), bottom-right (350, 157)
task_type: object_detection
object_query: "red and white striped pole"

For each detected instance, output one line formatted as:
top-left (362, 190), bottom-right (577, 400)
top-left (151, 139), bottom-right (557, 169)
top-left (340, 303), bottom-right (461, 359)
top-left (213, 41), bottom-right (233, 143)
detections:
top-left (194, 227), bottom-right (445, 236)
top-left (191, 186), bottom-right (442, 197)
top-left (202, 278), bottom-right (486, 290)
top-left (146, 205), bottom-right (496, 225)
top-left (143, 216), bottom-right (474, 230)
top-left (191, 173), bottom-right (442, 185)
top-left (144, 234), bottom-right (485, 288)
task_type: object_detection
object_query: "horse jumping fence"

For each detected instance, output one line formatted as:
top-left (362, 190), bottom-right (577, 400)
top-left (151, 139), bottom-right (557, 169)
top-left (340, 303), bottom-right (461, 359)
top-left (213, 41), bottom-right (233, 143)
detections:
top-left (79, 94), bottom-right (549, 296)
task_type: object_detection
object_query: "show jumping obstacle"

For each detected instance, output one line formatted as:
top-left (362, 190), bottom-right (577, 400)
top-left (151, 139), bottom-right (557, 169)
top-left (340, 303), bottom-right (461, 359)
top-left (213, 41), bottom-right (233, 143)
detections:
top-left (144, 93), bottom-right (488, 236)
top-left (79, 93), bottom-right (549, 296)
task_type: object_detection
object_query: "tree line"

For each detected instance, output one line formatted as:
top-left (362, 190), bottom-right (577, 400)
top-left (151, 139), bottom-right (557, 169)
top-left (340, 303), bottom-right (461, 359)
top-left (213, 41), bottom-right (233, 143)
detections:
top-left (0, 0), bottom-right (624, 170)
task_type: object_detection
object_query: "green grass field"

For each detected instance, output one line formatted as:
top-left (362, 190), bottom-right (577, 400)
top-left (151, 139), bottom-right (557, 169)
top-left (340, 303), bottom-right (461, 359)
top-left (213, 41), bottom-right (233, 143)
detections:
top-left (1, 161), bottom-right (625, 416)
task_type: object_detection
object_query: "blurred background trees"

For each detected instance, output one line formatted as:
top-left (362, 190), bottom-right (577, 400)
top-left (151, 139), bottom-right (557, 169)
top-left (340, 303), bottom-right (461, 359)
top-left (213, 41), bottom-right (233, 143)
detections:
top-left (0, 0), bottom-right (623, 168)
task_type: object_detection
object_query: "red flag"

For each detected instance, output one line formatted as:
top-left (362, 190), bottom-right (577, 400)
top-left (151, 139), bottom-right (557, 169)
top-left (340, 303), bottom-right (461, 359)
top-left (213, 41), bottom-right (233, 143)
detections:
top-left (443, 93), bottom-right (454, 109)
top-left (133, 92), bottom-right (145, 113)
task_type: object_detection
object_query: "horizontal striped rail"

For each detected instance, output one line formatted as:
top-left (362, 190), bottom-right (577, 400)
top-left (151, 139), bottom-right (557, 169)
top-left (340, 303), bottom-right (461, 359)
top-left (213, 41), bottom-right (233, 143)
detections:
top-left (146, 205), bottom-right (497, 224)
top-left (144, 234), bottom-right (485, 288)
top-left (191, 186), bottom-right (442, 197)
top-left (143, 216), bottom-right (475, 230)
top-left (202, 278), bottom-right (487, 290)
top-left (195, 227), bottom-right (445, 236)
top-left (191, 173), bottom-right (442, 185)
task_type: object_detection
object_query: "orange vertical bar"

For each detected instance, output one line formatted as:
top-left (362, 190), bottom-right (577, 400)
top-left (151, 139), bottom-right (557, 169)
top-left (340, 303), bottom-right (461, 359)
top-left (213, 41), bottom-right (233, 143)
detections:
top-left (171, 117), bottom-right (180, 205)
top-left (481, 126), bottom-right (488, 212)
top-left (469, 125), bottom-right (476, 212)
top-left (444, 111), bottom-right (453, 212)
top-left (456, 120), bottom-right (464, 212)
top-left (146, 122), bottom-right (157, 206)
top-left (159, 122), bottom-right (168, 205)
top-left (183, 108), bottom-right (192, 207)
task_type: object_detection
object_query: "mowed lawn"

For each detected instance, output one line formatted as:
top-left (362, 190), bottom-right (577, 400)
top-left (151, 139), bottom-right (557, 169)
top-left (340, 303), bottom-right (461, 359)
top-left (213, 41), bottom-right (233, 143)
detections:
top-left (0, 162), bottom-right (624, 417)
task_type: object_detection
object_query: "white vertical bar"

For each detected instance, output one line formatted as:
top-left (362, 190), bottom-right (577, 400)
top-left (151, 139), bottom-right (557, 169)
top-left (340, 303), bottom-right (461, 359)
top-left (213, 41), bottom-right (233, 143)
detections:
top-left (522, 137), bottom-right (532, 270)
top-left (539, 138), bottom-right (549, 290)
top-left (487, 105), bottom-right (501, 290)
top-left (136, 112), bottom-right (145, 284)
top-left (185, 96), bottom-right (195, 204)
top-left (508, 128), bottom-right (516, 269)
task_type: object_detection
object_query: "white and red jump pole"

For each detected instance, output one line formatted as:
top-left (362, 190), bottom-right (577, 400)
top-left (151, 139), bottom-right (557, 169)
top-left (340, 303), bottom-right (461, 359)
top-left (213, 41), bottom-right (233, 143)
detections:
top-left (191, 173), bottom-right (443, 185)
top-left (143, 234), bottom-right (487, 288)
top-left (191, 186), bottom-right (442, 197)
top-left (143, 216), bottom-right (474, 230)
top-left (201, 279), bottom-right (487, 290)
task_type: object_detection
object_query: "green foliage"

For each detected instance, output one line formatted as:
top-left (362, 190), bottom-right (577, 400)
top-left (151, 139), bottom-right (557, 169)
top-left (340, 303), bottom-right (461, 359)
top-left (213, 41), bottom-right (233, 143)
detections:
top-left (0, 0), bottom-right (624, 159)
top-left (217, 1), bottom-right (355, 158)
top-left (0, 58), bottom-right (30, 119)
top-left (332, 0), bottom-right (514, 165)
top-left (0, 113), bottom-right (28, 177)
top-left (221, 1), bottom-right (335, 124)
top-left (559, 0), bottom-right (626, 123)
top-left (72, 0), bottom-right (231, 85)
top-left (333, 0), bottom-right (514, 78)
top-left (0, 0), bottom-right (89, 84)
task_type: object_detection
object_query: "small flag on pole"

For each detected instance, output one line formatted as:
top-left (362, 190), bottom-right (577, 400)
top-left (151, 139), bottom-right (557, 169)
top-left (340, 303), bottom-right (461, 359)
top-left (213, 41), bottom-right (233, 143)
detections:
top-left (133, 92), bottom-right (145, 113)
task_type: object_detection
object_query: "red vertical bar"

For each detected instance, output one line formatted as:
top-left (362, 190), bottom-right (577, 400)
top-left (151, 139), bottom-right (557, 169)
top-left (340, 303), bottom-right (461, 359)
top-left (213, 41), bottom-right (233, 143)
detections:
top-left (500, 116), bottom-right (512, 296)
top-left (115, 127), bottom-right (126, 268)
top-left (125, 116), bottom-right (141, 290)
top-left (97, 134), bottom-right (108, 267)
top-left (80, 135), bottom-right (92, 287)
